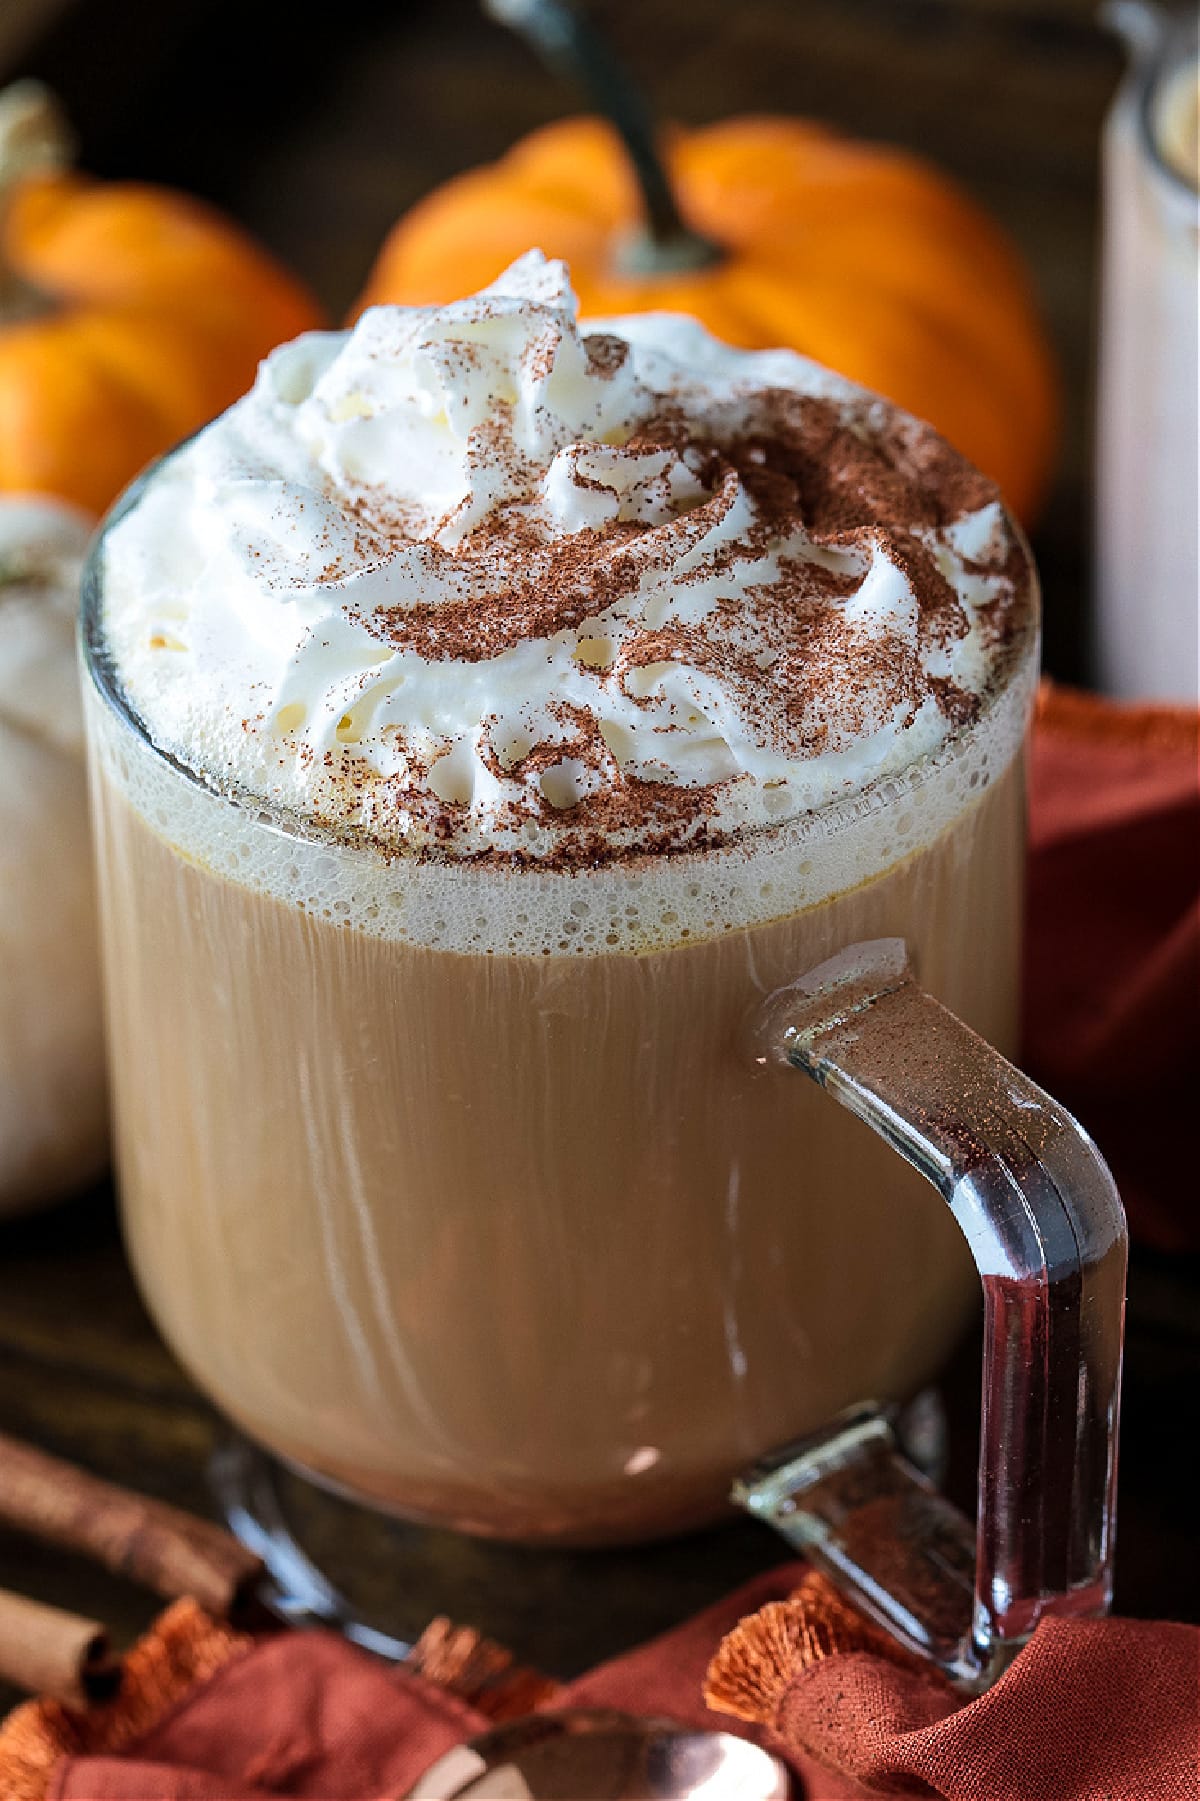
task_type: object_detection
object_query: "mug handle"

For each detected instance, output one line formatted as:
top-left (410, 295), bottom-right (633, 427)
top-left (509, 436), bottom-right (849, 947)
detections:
top-left (734, 939), bottom-right (1127, 1693)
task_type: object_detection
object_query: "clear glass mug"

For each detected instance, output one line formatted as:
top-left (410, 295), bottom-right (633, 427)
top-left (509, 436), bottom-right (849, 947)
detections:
top-left (83, 476), bottom-right (1124, 1687)
top-left (1095, 1), bottom-right (1199, 701)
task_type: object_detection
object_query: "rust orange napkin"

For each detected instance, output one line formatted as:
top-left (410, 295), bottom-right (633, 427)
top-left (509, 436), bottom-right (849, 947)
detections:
top-left (705, 1571), bottom-right (1198, 1800)
top-left (1023, 685), bottom-right (1199, 1251)
top-left (0, 1572), bottom-right (1195, 1799)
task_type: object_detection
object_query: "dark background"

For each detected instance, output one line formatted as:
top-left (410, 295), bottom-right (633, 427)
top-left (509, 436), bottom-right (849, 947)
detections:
top-left (2, 0), bottom-right (1198, 1715)
top-left (8, 0), bottom-right (1136, 678)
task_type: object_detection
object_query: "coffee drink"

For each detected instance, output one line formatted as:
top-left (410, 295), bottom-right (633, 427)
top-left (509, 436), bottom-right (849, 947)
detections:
top-left (86, 256), bottom-right (1037, 1543)
top-left (1096, 9), bottom-right (1198, 702)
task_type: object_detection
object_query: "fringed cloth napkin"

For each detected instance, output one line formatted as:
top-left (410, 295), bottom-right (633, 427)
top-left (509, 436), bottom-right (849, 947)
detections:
top-left (0, 1572), bottom-right (1195, 1800)
top-left (0, 686), bottom-right (1195, 1800)
top-left (1024, 683), bottom-right (1198, 1250)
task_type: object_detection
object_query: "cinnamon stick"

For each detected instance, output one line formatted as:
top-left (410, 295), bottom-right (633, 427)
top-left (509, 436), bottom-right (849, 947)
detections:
top-left (0, 1586), bottom-right (121, 1706)
top-left (0, 1431), bottom-right (263, 1620)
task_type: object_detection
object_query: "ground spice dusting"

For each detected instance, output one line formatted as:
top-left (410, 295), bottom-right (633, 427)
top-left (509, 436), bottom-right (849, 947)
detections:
top-left (225, 359), bottom-right (1031, 868)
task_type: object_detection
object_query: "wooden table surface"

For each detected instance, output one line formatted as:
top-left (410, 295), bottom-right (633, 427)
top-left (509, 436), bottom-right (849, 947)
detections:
top-left (4, 0), bottom-right (1199, 1720)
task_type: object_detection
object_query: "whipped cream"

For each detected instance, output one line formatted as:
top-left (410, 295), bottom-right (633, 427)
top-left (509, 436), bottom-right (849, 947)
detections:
top-left (100, 254), bottom-right (1033, 865)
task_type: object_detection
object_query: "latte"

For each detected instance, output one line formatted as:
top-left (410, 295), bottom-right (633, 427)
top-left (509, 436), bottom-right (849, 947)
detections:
top-left (86, 255), bottom-right (1036, 1541)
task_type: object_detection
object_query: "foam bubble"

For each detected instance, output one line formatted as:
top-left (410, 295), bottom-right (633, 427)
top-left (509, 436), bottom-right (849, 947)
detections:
top-left (85, 631), bottom-right (1036, 958)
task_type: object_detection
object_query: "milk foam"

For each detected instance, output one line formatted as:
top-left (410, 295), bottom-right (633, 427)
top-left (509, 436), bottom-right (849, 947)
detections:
top-left (98, 255), bottom-right (1034, 869)
top-left (1155, 55), bottom-right (1200, 187)
top-left (87, 636), bottom-right (1035, 956)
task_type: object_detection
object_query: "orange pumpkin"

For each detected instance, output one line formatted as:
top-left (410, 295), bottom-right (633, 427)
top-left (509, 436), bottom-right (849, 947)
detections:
top-left (0, 82), bottom-right (324, 516)
top-left (357, 113), bottom-right (1058, 524)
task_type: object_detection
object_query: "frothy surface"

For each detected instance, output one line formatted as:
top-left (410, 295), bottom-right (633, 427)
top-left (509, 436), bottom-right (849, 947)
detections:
top-left (101, 253), bottom-right (1033, 866)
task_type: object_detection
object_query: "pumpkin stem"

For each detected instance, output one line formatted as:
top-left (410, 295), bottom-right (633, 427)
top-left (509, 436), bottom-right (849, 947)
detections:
top-left (0, 82), bottom-right (76, 326)
top-left (484, 0), bottom-right (723, 275)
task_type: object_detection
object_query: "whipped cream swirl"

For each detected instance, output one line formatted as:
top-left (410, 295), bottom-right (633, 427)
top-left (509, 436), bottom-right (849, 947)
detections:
top-left (101, 254), bottom-right (1033, 864)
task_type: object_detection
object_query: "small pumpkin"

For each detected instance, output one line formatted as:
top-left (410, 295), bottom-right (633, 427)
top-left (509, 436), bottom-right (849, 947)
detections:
top-left (0, 82), bottom-right (324, 516)
top-left (0, 494), bottom-right (104, 1214)
top-left (356, 7), bottom-right (1057, 524)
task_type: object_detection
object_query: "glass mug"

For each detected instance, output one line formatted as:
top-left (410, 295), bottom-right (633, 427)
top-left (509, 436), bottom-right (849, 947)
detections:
top-left (83, 473), bottom-right (1124, 1686)
top-left (1095, 1), bottom-right (1199, 702)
